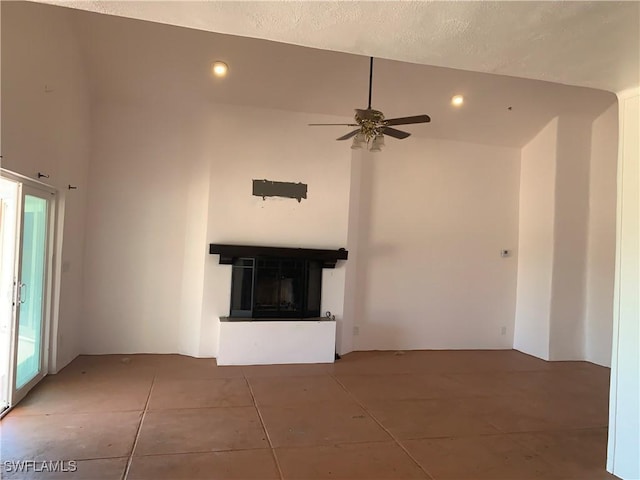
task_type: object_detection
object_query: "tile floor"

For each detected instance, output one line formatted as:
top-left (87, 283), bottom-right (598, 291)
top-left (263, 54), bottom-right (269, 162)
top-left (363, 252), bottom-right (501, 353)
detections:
top-left (0, 350), bottom-right (616, 479)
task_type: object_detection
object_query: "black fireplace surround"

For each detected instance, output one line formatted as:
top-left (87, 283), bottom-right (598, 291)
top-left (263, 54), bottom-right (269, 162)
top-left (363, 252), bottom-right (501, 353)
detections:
top-left (209, 244), bottom-right (348, 319)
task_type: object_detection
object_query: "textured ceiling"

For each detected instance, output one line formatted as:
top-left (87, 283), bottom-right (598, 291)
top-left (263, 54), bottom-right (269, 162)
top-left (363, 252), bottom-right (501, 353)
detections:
top-left (5, 1), bottom-right (618, 147)
top-left (37, 0), bottom-right (640, 93)
top-left (29, 2), bottom-right (610, 149)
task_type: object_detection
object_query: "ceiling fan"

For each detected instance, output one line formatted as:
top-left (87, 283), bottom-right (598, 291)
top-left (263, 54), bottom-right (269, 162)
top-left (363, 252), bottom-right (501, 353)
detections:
top-left (309, 57), bottom-right (431, 151)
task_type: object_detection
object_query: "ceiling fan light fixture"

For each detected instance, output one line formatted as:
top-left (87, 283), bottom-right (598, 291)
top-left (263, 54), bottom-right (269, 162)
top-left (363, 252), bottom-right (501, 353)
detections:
top-left (351, 134), bottom-right (365, 149)
top-left (370, 134), bottom-right (384, 152)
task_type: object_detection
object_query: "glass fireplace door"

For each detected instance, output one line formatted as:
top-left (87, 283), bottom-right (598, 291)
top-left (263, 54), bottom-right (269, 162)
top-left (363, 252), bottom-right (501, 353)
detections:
top-left (229, 257), bottom-right (322, 319)
top-left (230, 258), bottom-right (254, 317)
top-left (254, 258), bottom-right (303, 318)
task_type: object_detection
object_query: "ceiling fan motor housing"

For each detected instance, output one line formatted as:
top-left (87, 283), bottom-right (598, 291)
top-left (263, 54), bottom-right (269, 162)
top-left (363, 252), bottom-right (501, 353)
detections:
top-left (355, 108), bottom-right (386, 140)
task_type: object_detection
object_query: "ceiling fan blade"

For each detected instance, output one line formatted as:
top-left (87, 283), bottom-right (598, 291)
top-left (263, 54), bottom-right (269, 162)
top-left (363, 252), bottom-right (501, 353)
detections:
top-left (385, 114), bottom-right (431, 126)
top-left (309, 123), bottom-right (358, 126)
top-left (337, 130), bottom-right (361, 141)
top-left (382, 127), bottom-right (411, 139)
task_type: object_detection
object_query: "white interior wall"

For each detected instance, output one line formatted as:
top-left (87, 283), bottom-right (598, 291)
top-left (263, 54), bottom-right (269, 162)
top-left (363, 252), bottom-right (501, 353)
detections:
top-left (176, 116), bottom-right (212, 356)
top-left (548, 115), bottom-right (592, 360)
top-left (352, 138), bottom-right (521, 351)
top-left (515, 111), bottom-right (618, 363)
top-left (201, 103), bottom-right (351, 357)
top-left (607, 87), bottom-right (640, 480)
top-left (0, 1), bottom-right (2, 165)
top-left (586, 104), bottom-right (618, 367)
top-left (82, 102), bottom-right (189, 354)
top-left (1, 2), bottom-right (91, 370)
top-left (84, 95), bottom-right (524, 355)
top-left (514, 118), bottom-right (558, 360)
top-left (340, 149), bottom-right (366, 355)
top-left (83, 100), bottom-right (351, 356)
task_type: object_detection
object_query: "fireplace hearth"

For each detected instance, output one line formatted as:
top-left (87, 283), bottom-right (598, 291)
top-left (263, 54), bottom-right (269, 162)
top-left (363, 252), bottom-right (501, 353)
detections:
top-left (209, 244), bottom-right (348, 320)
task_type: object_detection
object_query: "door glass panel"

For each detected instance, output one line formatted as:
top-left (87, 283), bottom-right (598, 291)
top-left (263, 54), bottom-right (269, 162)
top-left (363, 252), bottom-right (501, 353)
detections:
top-left (15, 195), bottom-right (47, 389)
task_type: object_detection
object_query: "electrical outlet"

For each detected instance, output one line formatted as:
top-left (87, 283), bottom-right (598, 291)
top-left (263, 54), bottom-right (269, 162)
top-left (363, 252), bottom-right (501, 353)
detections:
top-left (353, 326), bottom-right (360, 336)
top-left (501, 326), bottom-right (507, 335)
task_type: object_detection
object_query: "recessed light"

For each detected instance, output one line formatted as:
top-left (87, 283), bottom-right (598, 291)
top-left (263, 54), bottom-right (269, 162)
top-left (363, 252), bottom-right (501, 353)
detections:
top-left (212, 61), bottom-right (228, 77)
top-left (451, 95), bottom-right (464, 106)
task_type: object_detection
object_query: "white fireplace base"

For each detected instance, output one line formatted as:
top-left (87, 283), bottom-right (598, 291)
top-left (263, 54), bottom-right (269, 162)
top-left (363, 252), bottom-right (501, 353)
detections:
top-left (216, 318), bottom-right (336, 365)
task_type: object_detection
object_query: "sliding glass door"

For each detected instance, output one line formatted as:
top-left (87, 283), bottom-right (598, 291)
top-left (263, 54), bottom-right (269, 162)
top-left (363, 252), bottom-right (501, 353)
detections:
top-left (13, 187), bottom-right (50, 397)
top-left (10, 184), bottom-right (52, 405)
top-left (0, 173), bottom-right (55, 412)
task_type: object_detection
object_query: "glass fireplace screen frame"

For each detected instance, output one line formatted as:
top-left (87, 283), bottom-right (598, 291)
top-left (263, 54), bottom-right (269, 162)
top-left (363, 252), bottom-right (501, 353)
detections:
top-left (229, 256), bottom-right (322, 319)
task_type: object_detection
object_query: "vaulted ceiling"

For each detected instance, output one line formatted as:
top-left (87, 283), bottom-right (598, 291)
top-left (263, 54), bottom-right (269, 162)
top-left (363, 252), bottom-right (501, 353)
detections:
top-left (22, 1), bottom-right (636, 147)
top-left (39, 0), bottom-right (640, 93)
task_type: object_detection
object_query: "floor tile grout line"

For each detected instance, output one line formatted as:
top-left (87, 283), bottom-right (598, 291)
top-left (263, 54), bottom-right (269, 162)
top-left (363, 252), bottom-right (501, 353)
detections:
top-left (121, 373), bottom-right (156, 480)
top-left (139, 403), bottom-right (258, 413)
top-left (330, 373), bottom-right (435, 480)
top-left (125, 445), bottom-right (287, 459)
top-left (244, 375), bottom-right (285, 480)
top-left (6, 408), bottom-right (155, 418)
top-left (375, 424), bottom-right (610, 443)
top-left (247, 437), bottom-right (407, 451)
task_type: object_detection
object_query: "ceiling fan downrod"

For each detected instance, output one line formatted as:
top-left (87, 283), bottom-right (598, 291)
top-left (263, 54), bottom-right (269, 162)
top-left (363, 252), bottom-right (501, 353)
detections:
top-left (368, 56), bottom-right (374, 110)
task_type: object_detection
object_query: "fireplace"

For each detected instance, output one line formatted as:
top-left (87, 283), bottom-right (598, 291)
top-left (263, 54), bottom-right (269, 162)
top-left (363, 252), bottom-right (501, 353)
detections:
top-left (230, 257), bottom-right (321, 318)
top-left (209, 244), bottom-right (348, 320)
